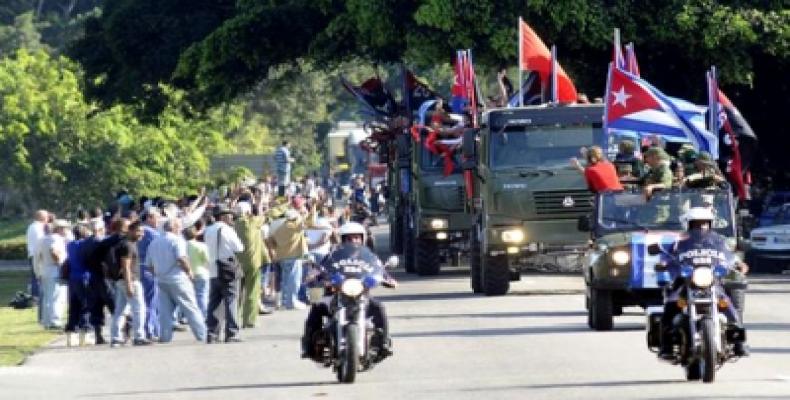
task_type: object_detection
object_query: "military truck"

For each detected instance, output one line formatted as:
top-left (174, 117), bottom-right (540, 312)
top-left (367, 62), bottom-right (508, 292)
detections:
top-left (578, 188), bottom-right (738, 330)
top-left (388, 127), bottom-right (472, 275)
top-left (462, 104), bottom-right (606, 295)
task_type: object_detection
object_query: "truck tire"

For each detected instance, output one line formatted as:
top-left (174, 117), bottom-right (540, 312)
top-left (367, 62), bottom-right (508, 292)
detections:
top-left (483, 254), bottom-right (510, 296)
top-left (590, 288), bottom-right (614, 331)
top-left (403, 219), bottom-right (416, 274)
top-left (470, 233), bottom-right (483, 293)
top-left (416, 238), bottom-right (441, 276)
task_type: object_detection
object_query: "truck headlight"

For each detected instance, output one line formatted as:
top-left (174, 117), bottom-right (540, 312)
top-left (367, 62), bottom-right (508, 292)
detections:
top-left (430, 218), bottom-right (448, 230)
top-left (692, 267), bottom-right (713, 288)
top-left (341, 278), bottom-right (364, 297)
top-left (502, 229), bottom-right (525, 243)
top-left (611, 250), bottom-right (630, 266)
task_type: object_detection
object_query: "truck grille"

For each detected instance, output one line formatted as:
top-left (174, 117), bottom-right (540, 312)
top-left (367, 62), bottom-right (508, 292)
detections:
top-left (455, 186), bottom-right (466, 210)
top-left (532, 190), bottom-right (593, 218)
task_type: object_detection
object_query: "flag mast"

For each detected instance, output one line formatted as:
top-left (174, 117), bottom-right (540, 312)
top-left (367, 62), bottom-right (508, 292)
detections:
top-left (602, 62), bottom-right (614, 150)
top-left (518, 17), bottom-right (523, 107)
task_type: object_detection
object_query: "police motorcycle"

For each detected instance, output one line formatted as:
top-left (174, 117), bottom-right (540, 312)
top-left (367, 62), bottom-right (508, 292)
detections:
top-left (303, 222), bottom-right (398, 383)
top-left (645, 208), bottom-right (747, 383)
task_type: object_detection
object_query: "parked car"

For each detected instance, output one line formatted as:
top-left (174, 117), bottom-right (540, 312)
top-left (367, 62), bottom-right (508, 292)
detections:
top-left (747, 203), bottom-right (790, 273)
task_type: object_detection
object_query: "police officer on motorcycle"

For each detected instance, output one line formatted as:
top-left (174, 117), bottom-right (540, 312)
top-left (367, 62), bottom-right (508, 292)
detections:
top-left (301, 222), bottom-right (395, 361)
top-left (658, 207), bottom-right (749, 359)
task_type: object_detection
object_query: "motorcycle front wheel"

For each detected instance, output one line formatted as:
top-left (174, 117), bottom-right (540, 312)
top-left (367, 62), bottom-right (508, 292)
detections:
top-left (700, 317), bottom-right (717, 383)
top-left (337, 323), bottom-right (359, 384)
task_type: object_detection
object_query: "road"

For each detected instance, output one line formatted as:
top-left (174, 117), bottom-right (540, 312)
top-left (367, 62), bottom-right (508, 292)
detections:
top-left (1, 224), bottom-right (789, 400)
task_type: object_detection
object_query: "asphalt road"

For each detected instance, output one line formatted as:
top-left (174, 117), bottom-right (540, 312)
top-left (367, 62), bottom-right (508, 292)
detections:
top-left (1, 225), bottom-right (789, 400)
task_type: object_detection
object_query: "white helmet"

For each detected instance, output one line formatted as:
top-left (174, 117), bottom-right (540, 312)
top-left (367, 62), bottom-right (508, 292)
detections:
top-left (338, 222), bottom-right (366, 242)
top-left (683, 207), bottom-right (714, 229)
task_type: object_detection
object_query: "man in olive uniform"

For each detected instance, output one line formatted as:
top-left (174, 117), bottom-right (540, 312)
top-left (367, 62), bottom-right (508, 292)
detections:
top-left (641, 146), bottom-right (674, 224)
top-left (235, 200), bottom-right (266, 328)
top-left (684, 151), bottom-right (726, 189)
top-left (641, 147), bottom-right (673, 198)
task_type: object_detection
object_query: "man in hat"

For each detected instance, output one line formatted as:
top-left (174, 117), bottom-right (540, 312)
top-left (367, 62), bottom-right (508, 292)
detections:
top-left (34, 219), bottom-right (70, 329)
top-left (684, 151), bottom-right (726, 189)
top-left (204, 206), bottom-right (245, 342)
top-left (268, 203), bottom-right (311, 310)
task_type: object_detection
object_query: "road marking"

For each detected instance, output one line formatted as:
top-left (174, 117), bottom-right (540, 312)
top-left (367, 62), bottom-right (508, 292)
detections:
top-left (776, 375), bottom-right (790, 382)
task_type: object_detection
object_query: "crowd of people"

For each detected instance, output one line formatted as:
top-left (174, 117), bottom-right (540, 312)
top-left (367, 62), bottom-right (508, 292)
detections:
top-left (24, 169), bottom-right (384, 348)
top-left (571, 135), bottom-right (728, 196)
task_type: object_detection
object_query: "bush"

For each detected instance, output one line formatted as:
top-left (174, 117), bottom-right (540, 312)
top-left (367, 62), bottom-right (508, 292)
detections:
top-left (0, 241), bottom-right (27, 260)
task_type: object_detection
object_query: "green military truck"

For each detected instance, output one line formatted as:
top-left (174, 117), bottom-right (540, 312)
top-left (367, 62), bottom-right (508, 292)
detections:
top-left (578, 188), bottom-right (739, 330)
top-left (462, 104), bottom-right (605, 295)
top-left (388, 128), bottom-right (472, 276)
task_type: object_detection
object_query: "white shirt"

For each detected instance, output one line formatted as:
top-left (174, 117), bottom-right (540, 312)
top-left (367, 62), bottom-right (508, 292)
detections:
top-left (34, 234), bottom-right (67, 279)
top-left (26, 221), bottom-right (46, 258)
top-left (306, 217), bottom-right (333, 255)
top-left (204, 222), bottom-right (244, 278)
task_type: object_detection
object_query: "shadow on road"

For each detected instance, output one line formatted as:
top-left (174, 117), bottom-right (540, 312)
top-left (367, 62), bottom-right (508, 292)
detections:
top-left (377, 291), bottom-right (476, 302)
top-left (393, 323), bottom-right (643, 338)
top-left (461, 378), bottom-right (678, 392)
top-left (750, 347), bottom-right (790, 354)
top-left (391, 310), bottom-right (587, 320)
top-left (84, 381), bottom-right (335, 397)
top-left (745, 322), bottom-right (790, 331)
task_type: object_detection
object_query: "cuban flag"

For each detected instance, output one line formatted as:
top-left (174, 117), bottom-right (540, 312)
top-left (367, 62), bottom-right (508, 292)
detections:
top-left (630, 232), bottom-right (680, 289)
top-left (605, 66), bottom-right (719, 158)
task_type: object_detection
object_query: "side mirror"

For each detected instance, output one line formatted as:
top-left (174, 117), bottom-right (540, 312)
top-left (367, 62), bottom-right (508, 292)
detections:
top-left (647, 243), bottom-right (662, 256)
top-left (577, 215), bottom-right (592, 232)
top-left (385, 255), bottom-right (399, 268)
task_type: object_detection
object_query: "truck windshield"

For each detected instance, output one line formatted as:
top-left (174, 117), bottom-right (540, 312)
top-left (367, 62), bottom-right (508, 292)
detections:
top-left (489, 124), bottom-right (601, 170)
top-left (596, 190), bottom-right (735, 237)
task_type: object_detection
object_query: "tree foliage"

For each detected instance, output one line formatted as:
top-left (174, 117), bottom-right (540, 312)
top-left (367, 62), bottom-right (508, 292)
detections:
top-left (0, 49), bottom-right (238, 214)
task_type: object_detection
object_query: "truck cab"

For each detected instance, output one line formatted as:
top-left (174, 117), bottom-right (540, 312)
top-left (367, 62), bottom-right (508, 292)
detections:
top-left (464, 104), bottom-right (605, 295)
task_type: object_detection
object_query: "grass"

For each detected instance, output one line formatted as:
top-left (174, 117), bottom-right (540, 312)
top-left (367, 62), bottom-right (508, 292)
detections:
top-left (0, 218), bottom-right (27, 244)
top-left (0, 271), bottom-right (57, 366)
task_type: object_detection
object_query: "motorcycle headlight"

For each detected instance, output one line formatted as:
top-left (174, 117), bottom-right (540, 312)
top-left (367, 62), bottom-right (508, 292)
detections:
top-left (429, 218), bottom-right (448, 230)
top-left (340, 278), bottom-right (364, 297)
top-left (692, 267), bottom-right (714, 288)
top-left (502, 229), bottom-right (525, 243)
top-left (611, 250), bottom-right (630, 266)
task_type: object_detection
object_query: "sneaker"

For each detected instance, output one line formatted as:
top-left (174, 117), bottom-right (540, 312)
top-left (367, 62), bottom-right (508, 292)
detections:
top-left (110, 340), bottom-right (123, 348)
top-left (225, 337), bottom-right (243, 343)
top-left (172, 324), bottom-right (187, 332)
top-left (206, 336), bottom-right (218, 344)
top-left (292, 301), bottom-right (308, 310)
top-left (259, 305), bottom-right (274, 315)
top-left (132, 338), bottom-right (152, 346)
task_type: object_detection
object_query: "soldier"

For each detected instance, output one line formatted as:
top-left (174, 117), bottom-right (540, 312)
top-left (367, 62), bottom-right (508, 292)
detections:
top-left (684, 151), bottom-right (726, 189)
top-left (641, 147), bottom-right (673, 198)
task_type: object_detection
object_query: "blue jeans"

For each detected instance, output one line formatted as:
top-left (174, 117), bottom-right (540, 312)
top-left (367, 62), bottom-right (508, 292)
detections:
top-left (40, 275), bottom-right (66, 328)
top-left (158, 277), bottom-right (207, 343)
top-left (140, 267), bottom-right (160, 339)
top-left (193, 276), bottom-right (210, 320)
top-left (279, 258), bottom-right (303, 309)
top-left (111, 280), bottom-right (146, 342)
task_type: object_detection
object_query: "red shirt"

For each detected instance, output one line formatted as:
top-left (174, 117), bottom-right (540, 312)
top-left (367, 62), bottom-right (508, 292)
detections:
top-left (584, 161), bottom-right (623, 193)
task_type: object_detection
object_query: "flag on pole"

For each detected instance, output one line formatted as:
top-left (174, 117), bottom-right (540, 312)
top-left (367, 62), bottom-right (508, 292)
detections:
top-left (605, 66), bottom-right (718, 157)
top-left (518, 18), bottom-right (577, 103)
top-left (451, 50), bottom-right (470, 114)
top-left (612, 28), bottom-right (625, 70)
top-left (508, 72), bottom-right (542, 107)
top-left (624, 43), bottom-right (640, 76)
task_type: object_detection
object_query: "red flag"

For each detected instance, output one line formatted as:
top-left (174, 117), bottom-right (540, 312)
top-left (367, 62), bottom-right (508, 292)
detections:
top-left (519, 19), bottom-right (577, 103)
top-left (717, 89), bottom-right (747, 200)
top-left (625, 43), bottom-right (640, 76)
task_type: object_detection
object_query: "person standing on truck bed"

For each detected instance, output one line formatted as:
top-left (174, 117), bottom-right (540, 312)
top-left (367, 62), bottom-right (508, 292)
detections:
top-left (570, 146), bottom-right (623, 193)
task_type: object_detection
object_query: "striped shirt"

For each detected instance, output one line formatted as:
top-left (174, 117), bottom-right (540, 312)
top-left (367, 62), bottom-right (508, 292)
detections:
top-left (274, 146), bottom-right (291, 174)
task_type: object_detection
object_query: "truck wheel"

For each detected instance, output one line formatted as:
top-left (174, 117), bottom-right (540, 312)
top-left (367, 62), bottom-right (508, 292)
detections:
top-left (403, 220), bottom-right (416, 274)
top-left (470, 233), bottom-right (483, 293)
top-left (590, 288), bottom-right (614, 331)
top-left (483, 254), bottom-right (510, 296)
top-left (416, 238), bottom-right (441, 276)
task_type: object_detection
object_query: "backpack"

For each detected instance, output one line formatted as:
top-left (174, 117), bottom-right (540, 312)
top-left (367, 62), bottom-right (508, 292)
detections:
top-left (91, 235), bottom-right (124, 280)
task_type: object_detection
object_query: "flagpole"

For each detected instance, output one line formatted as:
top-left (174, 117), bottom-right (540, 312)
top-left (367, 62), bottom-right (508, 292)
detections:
top-left (518, 17), bottom-right (523, 107)
top-left (602, 62), bottom-right (613, 151)
top-left (550, 45), bottom-right (558, 104)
